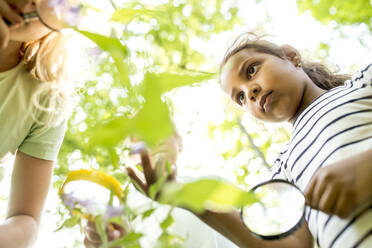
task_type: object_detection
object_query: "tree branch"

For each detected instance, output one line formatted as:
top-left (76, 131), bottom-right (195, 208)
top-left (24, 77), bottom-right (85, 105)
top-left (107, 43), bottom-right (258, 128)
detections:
top-left (237, 118), bottom-right (271, 170)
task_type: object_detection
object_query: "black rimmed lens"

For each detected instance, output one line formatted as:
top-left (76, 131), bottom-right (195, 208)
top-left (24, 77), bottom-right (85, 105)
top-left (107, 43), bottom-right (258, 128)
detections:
top-left (240, 179), bottom-right (306, 240)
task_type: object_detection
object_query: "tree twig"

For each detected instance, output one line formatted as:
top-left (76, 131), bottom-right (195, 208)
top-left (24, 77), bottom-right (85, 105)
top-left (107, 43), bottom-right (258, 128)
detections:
top-left (237, 118), bottom-right (271, 170)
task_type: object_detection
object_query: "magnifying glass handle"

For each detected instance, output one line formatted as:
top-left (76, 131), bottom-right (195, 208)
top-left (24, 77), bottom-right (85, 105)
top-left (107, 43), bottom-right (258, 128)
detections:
top-left (4, 12), bottom-right (38, 27)
top-left (21, 12), bottom-right (39, 22)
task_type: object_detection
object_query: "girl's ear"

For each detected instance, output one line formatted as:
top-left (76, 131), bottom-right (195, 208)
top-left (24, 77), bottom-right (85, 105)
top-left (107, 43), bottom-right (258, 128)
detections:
top-left (280, 45), bottom-right (301, 67)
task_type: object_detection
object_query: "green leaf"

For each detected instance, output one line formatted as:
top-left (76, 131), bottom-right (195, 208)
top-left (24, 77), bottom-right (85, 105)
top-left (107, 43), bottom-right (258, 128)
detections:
top-left (149, 162), bottom-right (170, 199)
top-left (142, 208), bottom-right (156, 220)
top-left (131, 70), bottom-right (214, 147)
top-left (106, 231), bottom-right (142, 248)
top-left (143, 71), bottom-right (214, 95)
top-left (108, 188), bottom-right (114, 206)
top-left (121, 184), bottom-right (130, 203)
top-left (109, 148), bottom-right (120, 169)
top-left (159, 178), bottom-right (258, 213)
top-left (86, 116), bottom-right (132, 150)
top-left (297, 0), bottom-right (372, 29)
top-left (95, 215), bottom-right (108, 246)
top-left (76, 30), bottom-right (130, 86)
top-left (156, 232), bottom-right (185, 248)
top-left (133, 99), bottom-right (174, 147)
top-left (54, 215), bottom-right (80, 232)
top-left (160, 212), bottom-right (174, 231)
top-left (111, 8), bottom-right (161, 24)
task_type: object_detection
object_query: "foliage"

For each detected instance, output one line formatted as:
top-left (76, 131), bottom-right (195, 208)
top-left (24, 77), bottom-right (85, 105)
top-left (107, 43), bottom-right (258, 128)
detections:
top-left (55, 0), bottom-right (246, 246)
top-left (297, 0), bottom-right (372, 31)
top-left (57, 0), bottom-right (367, 246)
top-left (159, 178), bottom-right (258, 212)
top-left (207, 109), bottom-right (290, 189)
top-left (56, 0), bottom-right (364, 246)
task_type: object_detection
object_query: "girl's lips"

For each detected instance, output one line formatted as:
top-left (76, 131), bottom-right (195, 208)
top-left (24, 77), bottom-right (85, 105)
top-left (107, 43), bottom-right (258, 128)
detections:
top-left (260, 91), bottom-right (273, 112)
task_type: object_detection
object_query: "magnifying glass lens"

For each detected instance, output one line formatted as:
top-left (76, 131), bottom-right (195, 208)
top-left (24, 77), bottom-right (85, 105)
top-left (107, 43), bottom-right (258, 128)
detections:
top-left (36, 0), bottom-right (67, 30)
top-left (62, 180), bottom-right (121, 215)
top-left (241, 181), bottom-right (305, 239)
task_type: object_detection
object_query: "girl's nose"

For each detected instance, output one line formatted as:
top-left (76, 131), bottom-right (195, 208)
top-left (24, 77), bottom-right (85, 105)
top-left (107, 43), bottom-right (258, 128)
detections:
top-left (248, 85), bottom-right (260, 101)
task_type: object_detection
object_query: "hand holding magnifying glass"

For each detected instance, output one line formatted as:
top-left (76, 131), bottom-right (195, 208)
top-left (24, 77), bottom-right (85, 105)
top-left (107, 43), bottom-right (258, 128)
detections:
top-left (15, 0), bottom-right (74, 31)
top-left (0, 0), bottom-right (72, 47)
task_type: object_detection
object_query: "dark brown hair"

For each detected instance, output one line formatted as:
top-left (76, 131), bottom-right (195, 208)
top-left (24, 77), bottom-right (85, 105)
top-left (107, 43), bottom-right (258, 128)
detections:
top-left (221, 33), bottom-right (350, 90)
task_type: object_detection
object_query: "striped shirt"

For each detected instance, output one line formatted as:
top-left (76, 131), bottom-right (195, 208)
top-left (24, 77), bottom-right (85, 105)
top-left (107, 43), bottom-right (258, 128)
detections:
top-left (270, 63), bottom-right (372, 248)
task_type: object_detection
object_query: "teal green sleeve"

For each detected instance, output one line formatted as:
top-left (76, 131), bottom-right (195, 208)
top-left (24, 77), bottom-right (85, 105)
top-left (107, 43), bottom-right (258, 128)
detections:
top-left (19, 119), bottom-right (67, 161)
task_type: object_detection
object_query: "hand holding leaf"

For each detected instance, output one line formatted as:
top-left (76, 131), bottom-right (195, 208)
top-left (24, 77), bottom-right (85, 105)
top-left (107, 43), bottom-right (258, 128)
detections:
top-left (126, 136), bottom-right (179, 199)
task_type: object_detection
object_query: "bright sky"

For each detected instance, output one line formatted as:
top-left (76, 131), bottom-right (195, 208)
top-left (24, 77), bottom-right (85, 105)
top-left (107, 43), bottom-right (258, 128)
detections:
top-left (0, 0), bottom-right (371, 247)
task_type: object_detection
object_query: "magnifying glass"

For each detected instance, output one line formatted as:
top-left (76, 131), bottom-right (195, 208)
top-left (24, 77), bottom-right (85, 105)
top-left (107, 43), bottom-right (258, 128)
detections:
top-left (240, 179), bottom-right (306, 240)
top-left (4, 0), bottom-right (79, 31)
top-left (20, 0), bottom-right (76, 31)
top-left (59, 169), bottom-right (124, 219)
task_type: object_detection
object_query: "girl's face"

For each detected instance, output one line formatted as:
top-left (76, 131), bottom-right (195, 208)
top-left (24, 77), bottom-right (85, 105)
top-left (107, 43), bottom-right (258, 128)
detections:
top-left (9, 1), bottom-right (51, 43)
top-left (220, 48), bottom-right (306, 123)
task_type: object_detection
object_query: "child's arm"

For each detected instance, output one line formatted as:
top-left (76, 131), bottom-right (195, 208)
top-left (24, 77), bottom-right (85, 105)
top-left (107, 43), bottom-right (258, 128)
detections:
top-left (0, 151), bottom-right (53, 248)
top-left (127, 148), bottom-right (314, 248)
top-left (305, 148), bottom-right (372, 218)
top-left (197, 208), bottom-right (313, 248)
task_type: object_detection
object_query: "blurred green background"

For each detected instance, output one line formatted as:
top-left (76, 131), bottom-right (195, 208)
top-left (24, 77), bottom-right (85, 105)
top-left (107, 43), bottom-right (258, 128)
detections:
top-left (1, 0), bottom-right (371, 247)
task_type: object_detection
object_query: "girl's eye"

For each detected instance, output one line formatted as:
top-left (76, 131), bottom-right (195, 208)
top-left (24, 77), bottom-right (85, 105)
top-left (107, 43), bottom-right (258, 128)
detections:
top-left (246, 64), bottom-right (258, 78)
top-left (237, 92), bottom-right (245, 105)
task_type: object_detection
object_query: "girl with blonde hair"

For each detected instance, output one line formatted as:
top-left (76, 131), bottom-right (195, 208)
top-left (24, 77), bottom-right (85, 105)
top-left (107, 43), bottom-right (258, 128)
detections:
top-left (0, 0), bottom-right (72, 247)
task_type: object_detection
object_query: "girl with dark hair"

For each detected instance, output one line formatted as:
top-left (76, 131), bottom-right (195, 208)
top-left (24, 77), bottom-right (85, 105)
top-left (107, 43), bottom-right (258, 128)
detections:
top-left (128, 33), bottom-right (372, 248)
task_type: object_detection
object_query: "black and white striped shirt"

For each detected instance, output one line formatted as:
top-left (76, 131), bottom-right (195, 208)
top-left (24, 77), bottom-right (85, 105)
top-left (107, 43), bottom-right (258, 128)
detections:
top-left (270, 63), bottom-right (372, 248)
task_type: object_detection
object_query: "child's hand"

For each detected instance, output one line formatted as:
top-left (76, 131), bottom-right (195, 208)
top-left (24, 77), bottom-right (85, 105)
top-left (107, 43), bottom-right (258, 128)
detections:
top-left (83, 220), bottom-right (127, 248)
top-left (0, 0), bottom-right (25, 47)
top-left (126, 148), bottom-right (177, 199)
top-left (304, 150), bottom-right (372, 218)
top-left (126, 135), bottom-right (180, 199)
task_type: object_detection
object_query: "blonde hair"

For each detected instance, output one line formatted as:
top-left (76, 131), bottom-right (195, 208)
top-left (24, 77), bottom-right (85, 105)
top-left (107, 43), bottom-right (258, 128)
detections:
top-left (20, 31), bottom-right (72, 126)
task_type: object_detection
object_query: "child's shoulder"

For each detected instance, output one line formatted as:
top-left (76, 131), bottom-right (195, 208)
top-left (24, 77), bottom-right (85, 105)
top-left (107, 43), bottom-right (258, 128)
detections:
top-left (349, 63), bottom-right (372, 87)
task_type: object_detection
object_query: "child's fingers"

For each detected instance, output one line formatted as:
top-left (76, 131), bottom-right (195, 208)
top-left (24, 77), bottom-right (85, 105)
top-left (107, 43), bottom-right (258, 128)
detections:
top-left (86, 219), bottom-right (96, 229)
top-left (333, 190), bottom-right (354, 218)
top-left (107, 223), bottom-right (128, 248)
top-left (84, 221), bottom-right (102, 246)
top-left (0, 0), bottom-right (24, 48)
top-left (84, 222), bottom-right (100, 241)
top-left (0, 19), bottom-right (9, 48)
top-left (111, 222), bottom-right (128, 236)
top-left (140, 149), bottom-right (156, 185)
top-left (106, 224), bottom-right (121, 241)
top-left (7, 0), bottom-right (32, 12)
top-left (154, 156), bottom-right (166, 178)
top-left (84, 221), bottom-right (127, 248)
top-left (83, 238), bottom-right (101, 248)
top-left (126, 166), bottom-right (148, 193)
top-left (154, 155), bottom-right (177, 182)
top-left (304, 176), bottom-right (317, 205)
top-left (0, 0), bottom-right (23, 24)
top-left (310, 174), bottom-right (328, 209)
top-left (168, 164), bottom-right (177, 181)
top-left (311, 183), bottom-right (326, 209)
top-left (317, 184), bottom-right (339, 214)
